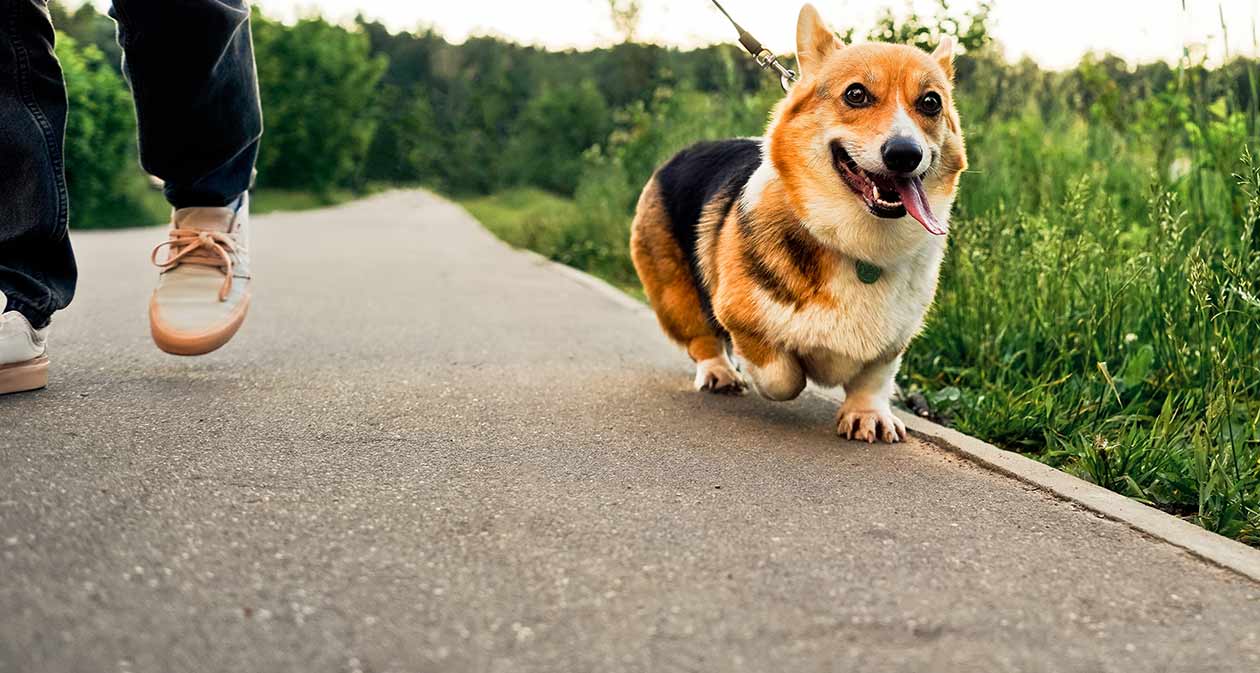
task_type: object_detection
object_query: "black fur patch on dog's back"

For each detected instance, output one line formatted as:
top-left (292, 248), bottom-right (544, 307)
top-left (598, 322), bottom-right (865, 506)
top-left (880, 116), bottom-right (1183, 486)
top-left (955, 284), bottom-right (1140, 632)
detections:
top-left (657, 139), bottom-right (762, 256)
top-left (655, 139), bottom-right (762, 328)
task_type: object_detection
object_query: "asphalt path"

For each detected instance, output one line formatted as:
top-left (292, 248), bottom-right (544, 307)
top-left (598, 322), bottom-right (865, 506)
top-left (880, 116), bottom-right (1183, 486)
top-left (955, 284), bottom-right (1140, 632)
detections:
top-left (3, 191), bottom-right (1259, 672)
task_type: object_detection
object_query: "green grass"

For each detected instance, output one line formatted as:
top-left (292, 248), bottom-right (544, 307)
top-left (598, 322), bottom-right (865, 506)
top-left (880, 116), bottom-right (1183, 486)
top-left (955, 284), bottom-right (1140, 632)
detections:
top-left (460, 188), bottom-right (645, 299)
top-left (461, 188), bottom-right (581, 247)
top-left (909, 165), bottom-right (1260, 541)
top-left (65, 178), bottom-right (169, 230)
top-left (68, 188), bottom-right (366, 229)
top-left (251, 188), bottom-right (361, 215)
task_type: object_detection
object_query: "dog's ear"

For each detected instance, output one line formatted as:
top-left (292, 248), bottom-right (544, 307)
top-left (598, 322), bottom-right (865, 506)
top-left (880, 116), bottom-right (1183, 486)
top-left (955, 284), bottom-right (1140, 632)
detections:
top-left (933, 36), bottom-right (956, 79)
top-left (796, 4), bottom-right (842, 78)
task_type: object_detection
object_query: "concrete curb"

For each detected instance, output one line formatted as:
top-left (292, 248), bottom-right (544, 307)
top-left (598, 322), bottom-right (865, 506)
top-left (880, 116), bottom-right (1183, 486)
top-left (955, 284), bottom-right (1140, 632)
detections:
top-left (810, 387), bottom-right (1260, 584)
top-left (522, 251), bottom-right (651, 316)
top-left (467, 203), bottom-right (1260, 584)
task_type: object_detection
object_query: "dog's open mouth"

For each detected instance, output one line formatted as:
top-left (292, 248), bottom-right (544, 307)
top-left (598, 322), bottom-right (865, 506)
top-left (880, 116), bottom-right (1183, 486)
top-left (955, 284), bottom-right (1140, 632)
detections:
top-left (830, 142), bottom-right (946, 236)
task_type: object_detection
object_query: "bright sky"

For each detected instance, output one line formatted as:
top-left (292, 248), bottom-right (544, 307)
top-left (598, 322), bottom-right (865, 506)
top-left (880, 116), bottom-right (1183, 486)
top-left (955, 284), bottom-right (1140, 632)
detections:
top-left (98, 1), bottom-right (1260, 69)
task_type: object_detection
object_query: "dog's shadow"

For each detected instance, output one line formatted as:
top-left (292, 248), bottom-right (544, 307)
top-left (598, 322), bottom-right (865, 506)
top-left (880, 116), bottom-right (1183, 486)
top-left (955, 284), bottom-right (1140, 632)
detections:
top-left (621, 366), bottom-right (878, 460)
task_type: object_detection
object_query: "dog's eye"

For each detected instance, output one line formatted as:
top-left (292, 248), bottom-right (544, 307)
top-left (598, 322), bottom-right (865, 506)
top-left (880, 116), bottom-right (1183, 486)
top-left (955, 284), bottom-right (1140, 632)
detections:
top-left (918, 92), bottom-right (943, 116)
top-left (843, 84), bottom-right (873, 108)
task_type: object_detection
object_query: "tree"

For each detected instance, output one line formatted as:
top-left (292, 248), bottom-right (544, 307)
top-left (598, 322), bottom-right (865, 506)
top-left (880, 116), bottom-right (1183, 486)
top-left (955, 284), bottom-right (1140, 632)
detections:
top-left (363, 84), bottom-right (443, 186)
top-left (251, 12), bottom-right (388, 193)
top-left (867, 0), bottom-right (992, 53)
top-left (57, 32), bottom-right (162, 229)
top-left (593, 42), bottom-right (666, 109)
top-left (50, 3), bottom-right (123, 74)
top-left (607, 0), bottom-right (642, 43)
top-left (505, 82), bottom-right (612, 195)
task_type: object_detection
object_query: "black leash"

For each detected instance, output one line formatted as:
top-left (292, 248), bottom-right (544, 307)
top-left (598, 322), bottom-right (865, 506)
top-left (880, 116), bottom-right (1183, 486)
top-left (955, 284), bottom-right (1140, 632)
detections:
top-left (709, 0), bottom-right (797, 91)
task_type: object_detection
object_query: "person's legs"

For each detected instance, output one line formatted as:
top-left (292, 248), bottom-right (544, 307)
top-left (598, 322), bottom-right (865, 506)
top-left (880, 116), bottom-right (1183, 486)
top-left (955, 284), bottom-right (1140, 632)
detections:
top-left (0, 0), bottom-right (75, 331)
top-left (109, 0), bottom-right (262, 207)
top-left (110, 0), bottom-right (263, 356)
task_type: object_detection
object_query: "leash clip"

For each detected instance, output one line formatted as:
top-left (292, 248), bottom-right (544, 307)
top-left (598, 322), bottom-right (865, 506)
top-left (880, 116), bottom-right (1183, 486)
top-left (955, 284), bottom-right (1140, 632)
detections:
top-left (754, 49), bottom-right (797, 93)
top-left (711, 0), bottom-right (798, 93)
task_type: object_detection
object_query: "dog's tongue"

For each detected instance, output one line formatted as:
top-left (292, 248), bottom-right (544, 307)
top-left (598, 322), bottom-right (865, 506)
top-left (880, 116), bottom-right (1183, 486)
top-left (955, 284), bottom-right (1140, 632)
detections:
top-left (894, 177), bottom-right (946, 236)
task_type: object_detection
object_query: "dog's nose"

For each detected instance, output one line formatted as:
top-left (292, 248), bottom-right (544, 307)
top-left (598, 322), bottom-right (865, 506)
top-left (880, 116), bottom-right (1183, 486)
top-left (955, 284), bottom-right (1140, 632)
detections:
top-left (881, 137), bottom-right (923, 174)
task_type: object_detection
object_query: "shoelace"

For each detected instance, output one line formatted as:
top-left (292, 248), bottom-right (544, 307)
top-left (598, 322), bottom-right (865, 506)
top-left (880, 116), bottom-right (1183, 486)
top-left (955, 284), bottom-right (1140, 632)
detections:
top-left (150, 229), bottom-right (239, 302)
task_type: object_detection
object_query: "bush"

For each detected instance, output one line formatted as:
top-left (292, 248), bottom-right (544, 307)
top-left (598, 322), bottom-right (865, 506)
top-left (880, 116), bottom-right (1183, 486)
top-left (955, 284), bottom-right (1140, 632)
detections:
top-left (57, 31), bottom-right (165, 230)
top-left (504, 82), bottom-right (611, 195)
top-left (252, 12), bottom-right (387, 194)
top-left (362, 85), bottom-right (443, 187)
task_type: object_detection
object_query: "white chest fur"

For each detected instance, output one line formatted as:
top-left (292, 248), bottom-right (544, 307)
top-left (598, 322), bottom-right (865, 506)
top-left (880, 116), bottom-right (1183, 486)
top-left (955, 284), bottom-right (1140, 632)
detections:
top-left (753, 242), bottom-right (945, 364)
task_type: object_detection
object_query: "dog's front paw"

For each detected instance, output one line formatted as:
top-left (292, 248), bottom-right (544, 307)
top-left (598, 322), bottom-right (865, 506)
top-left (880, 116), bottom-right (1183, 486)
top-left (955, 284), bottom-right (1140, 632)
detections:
top-left (694, 357), bottom-right (746, 395)
top-left (836, 406), bottom-right (906, 443)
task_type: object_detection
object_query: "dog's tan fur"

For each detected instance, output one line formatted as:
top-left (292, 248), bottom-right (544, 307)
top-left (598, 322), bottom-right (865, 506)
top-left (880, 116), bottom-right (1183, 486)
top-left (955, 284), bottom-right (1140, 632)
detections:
top-left (631, 4), bottom-right (967, 442)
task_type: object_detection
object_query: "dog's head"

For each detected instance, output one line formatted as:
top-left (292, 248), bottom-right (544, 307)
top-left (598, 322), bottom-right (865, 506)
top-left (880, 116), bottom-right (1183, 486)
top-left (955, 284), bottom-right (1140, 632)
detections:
top-left (765, 4), bottom-right (967, 258)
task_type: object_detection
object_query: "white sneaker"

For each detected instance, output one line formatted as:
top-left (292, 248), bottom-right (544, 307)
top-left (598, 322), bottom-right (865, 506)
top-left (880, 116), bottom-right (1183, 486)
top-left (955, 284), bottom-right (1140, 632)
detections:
top-left (148, 193), bottom-right (252, 356)
top-left (0, 291), bottom-right (50, 395)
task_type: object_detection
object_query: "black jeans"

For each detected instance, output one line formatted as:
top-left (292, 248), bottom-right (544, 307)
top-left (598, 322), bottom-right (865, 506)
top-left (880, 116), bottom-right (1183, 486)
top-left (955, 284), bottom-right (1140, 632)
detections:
top-left (0, 0), bottom-right (263, 328)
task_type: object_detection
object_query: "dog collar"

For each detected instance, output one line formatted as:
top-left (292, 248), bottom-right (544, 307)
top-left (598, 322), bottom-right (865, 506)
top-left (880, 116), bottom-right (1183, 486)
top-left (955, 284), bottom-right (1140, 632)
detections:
top-left (856, 260), bottom-right (883, 285)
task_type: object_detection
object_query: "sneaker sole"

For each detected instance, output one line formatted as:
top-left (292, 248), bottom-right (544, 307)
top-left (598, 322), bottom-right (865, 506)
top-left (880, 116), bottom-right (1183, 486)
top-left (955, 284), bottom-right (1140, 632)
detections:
top-left (149, 292), bottom-right (251, 356)
top-left (0, 356), bottom-right (49, 395)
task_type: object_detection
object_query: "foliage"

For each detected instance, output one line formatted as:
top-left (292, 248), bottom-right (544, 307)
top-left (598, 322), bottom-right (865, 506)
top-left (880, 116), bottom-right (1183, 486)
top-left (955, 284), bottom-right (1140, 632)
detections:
top-left (461, 187), bottom-right (648, 294)
top-left (607, 0), bottom-right (643, 43)
top-left (250, 188), bottom-right (362, 215)
top-left (55, 31), bottom-right (165, 230)
top-left (866, 0), bottom-right (993, 52)
top-left (50, 2), bottom-right (123, 71)
top-left (251, 12), bottom-right (388, 194)
top-left (361, 83), bottom-right (442, 186)
top-left (504, 83), bottom-right (612, 195)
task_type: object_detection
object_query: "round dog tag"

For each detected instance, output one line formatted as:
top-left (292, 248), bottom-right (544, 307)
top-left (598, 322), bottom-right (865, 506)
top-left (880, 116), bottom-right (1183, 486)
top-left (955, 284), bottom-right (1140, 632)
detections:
top-left (856, 260), bottom-right (882, 285)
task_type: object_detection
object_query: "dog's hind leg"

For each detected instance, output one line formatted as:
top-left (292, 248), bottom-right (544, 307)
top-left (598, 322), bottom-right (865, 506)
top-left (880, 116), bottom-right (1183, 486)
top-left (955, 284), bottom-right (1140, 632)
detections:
top-left (631, 178), bottom-right (744, 394)
top-left (731, 331), bottom-right (805, 402)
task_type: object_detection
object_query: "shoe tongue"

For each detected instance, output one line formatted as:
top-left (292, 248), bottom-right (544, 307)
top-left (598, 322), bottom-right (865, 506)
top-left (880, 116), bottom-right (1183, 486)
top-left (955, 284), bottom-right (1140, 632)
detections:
top-left (893, 176), bottom-right (947, 236)
top-left (172, 206), bottom-right (235, 233)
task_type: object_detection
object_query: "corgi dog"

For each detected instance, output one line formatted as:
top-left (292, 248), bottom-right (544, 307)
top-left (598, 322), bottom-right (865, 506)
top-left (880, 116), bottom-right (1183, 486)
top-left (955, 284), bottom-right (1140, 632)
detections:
top-left (630, 4), bottom-right (966, 443)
